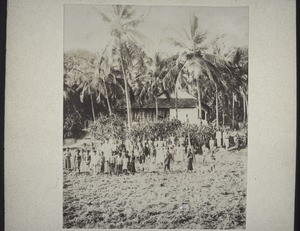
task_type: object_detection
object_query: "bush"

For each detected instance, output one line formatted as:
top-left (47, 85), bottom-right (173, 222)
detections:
top-left (63, 111), bottom-right (84, 139)
top-left (131, 119), bottom-right (182, 140)
top-left (88, 114), bottom-right (127, 140)
top-left (88, 117), bottom-right (214, 152)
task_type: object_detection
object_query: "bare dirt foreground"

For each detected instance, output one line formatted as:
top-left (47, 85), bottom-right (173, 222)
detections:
top-left (63, 149), bottom-right (247, 229)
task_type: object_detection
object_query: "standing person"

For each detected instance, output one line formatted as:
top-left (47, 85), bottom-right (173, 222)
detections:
top-left (154, 138), bottom-right (158, 149)
top-left (202, 143), bottom-right (209, 165)
top-left (86, 150), bottom-right (91, 175)
top-left (209, 150), bottom-right (216, 172)
top-left (144, 144), bottom-right (150, 171)
top-left (63, 148), bottom-right (67, 169)
top-left (223, 129), bottom-right (229, 150)
top-left (149, 149), bottom-right (156, 173)
top-left (170, 133), bottom-right (175, 146)
top-left (144, 143), bottom-right (150, 158)
top-left (99, 151), bottom-right (105, 174)
top-left (174, 145), bottom-right (181, 165)
top-left (74, 149), bottom-right (81, 173)
top-left (187, 148), bottom-right (195, 173)
top-left (90, 147), bottom-right (97, 175)
top-left (164, 148), bottom-right (172, 172)
top-left (156, 142), bottom-right (164, 167)
top-left (209, 137), bottom-right (216, 154)
top-left (116, 153), bottom-right (123, 176)
top-left (122, 152), bottom-right (129, 175)
top-left (65, 147), bottom-right (72, 170)
top-left (216, 129), bottom-right (222, 148)
top-left (232, 128), bottom-right (239, 147)
top-left (125, 137), bottom-right (131, 154)
top-left (80, 146), bottom-right (87, 174)
top-left (148, 138), bottom-right (153, 148)
top-left (109, 152), bottom-right (116, 176)
top-left (162, 138), bottom-right (167, 149)
top-left (140, 145), bottom-right (145, 172)
top-left (94, 151), bottom-right (100, 175)
top-left (134, 145), bottom-right (140, 171)
top-left (169, 146), bottom-right (175, 162)
top-left (82, 143), bottom-right (88, 156)
top-left (129, 150), bottom-right (136, 174)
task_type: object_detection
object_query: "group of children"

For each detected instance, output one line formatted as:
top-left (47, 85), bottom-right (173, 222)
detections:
top-left (63, 129), bottom-right (242, 175)
top-left (63, 135), bottom-right (200, 175)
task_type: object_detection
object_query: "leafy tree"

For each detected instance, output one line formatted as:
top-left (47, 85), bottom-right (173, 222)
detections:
top-left (95, 5), bottom-right (146, 132)
top-left (167, 13), bottom-right (225, 127)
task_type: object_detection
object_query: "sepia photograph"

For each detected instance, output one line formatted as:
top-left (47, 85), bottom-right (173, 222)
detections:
top-left (4, 0), bottom-right (296, 230)
top-left (62, 4), bottom-right (248, 229)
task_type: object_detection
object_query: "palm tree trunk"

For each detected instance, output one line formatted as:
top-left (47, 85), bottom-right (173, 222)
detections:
top-left (222, 110), bottom-right (225, 127)
top-left (106, 96), bottom-right (112, 115)
top-left (197, 78), bottom-right (202, 125)
top-left (215, 84), bottom-right (219, 130)
top-left (103, 82), bottom-right (112, 116)
top-left (232, 92), bottom-right (235, 129)
top-left (245, 97), bottom-right (248, 123)
top-left (243, 94), bottom-right (246, 124)
top-left (90, 93), bottom-right (96, 121)
top-left (118, 38), bottom-right (132, 130)
top-left (175, 87), bottom-right (178, 119)
top-left (155, 96), bottom-right (158, 122)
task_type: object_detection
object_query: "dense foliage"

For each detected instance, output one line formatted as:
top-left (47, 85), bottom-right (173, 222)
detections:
top-left (63, 5), bottom-right (248, 138)
top-left (88, 115), bottom-right (214, 153)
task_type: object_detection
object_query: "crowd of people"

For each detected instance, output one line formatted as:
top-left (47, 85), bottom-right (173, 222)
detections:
top-left (63, 128), bottom-right (245, 176)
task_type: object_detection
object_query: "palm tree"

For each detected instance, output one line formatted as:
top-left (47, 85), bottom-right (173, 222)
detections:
top-left (160, 54), bottom-right (186, 119)
top-left (222, 47), bottom-right (248, 128)
top-left (132, 53), bottom-right (168, 121)
top-left (167, 13), bottom-right (225, 126)
top-left (75, 53), bottom-right (118, 121)
top-left (77, 72), bottom-right (98, 121)
top-left (95, 5), bottom-right (145, 131)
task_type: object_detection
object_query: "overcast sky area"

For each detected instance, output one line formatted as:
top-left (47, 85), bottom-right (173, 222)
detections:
top-left (64, 4), bottom-right (248, 57)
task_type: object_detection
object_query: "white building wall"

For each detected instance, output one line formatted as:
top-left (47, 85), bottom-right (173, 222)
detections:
top-left (169, 108), bottom-right (208, 125)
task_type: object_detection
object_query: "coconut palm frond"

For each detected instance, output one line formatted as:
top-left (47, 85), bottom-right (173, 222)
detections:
top-left (121, 6), bottom-right (137, 20)
top-left (127, 29), bottom-right (148, 44)
top-left (94, 9), bottom-right (112, 23)
top-left (193, 30), bottom-right (208, 45)
top-left (122, 16), bottom-right (144, 28)
top-left (190, 13), bottom-right (199, 39)
top-left (165, 37), bottom-right (190, 50)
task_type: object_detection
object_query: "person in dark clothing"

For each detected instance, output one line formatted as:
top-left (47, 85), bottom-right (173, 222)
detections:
top-left (144, 144), bottom-right (150, 157)
top-left (187, 148), bottom-right (195, 173)
top-left (86, 150), bottom-right (91, 175)
top-left (130, 151), bottom-right (136, 174)
top-left (64, 147), bottom-right (72, 170)
top-left (164, 148), bottom-right (172, 172)
top-left (74, 149), bottom-right (81, 173)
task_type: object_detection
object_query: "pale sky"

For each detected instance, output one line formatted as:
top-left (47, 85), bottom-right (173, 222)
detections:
top-left (64, 4), bottom-right (248, 57)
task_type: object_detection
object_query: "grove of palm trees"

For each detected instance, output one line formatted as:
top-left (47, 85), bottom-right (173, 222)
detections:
top-left (63, 5), bottom-right (248, 229)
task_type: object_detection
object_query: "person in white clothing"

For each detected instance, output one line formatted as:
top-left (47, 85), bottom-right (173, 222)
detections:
top-left (216, 130), bottom-right (222, 148)
top-left (209, 137), bottom-right (216, 154)
top-left (223, 129), bottom-right (229, 150)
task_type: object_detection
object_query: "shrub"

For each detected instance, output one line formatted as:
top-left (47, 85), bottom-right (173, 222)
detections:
top-left (88, 117), bottom-right (214, 152)
top-left (63, 111), bottom-right (84, 139)
top-left (131, 119), bottom-right (182, 140)
top-left (88, 114), bottom-right (127, 140)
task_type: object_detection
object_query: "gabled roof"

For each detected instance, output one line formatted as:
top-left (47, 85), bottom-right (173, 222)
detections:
top-left (132, 88), bottom-right (211, 110)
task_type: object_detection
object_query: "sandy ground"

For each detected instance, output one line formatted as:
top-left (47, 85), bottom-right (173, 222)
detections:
top-left (63, 148), bottom-right (247, 229)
